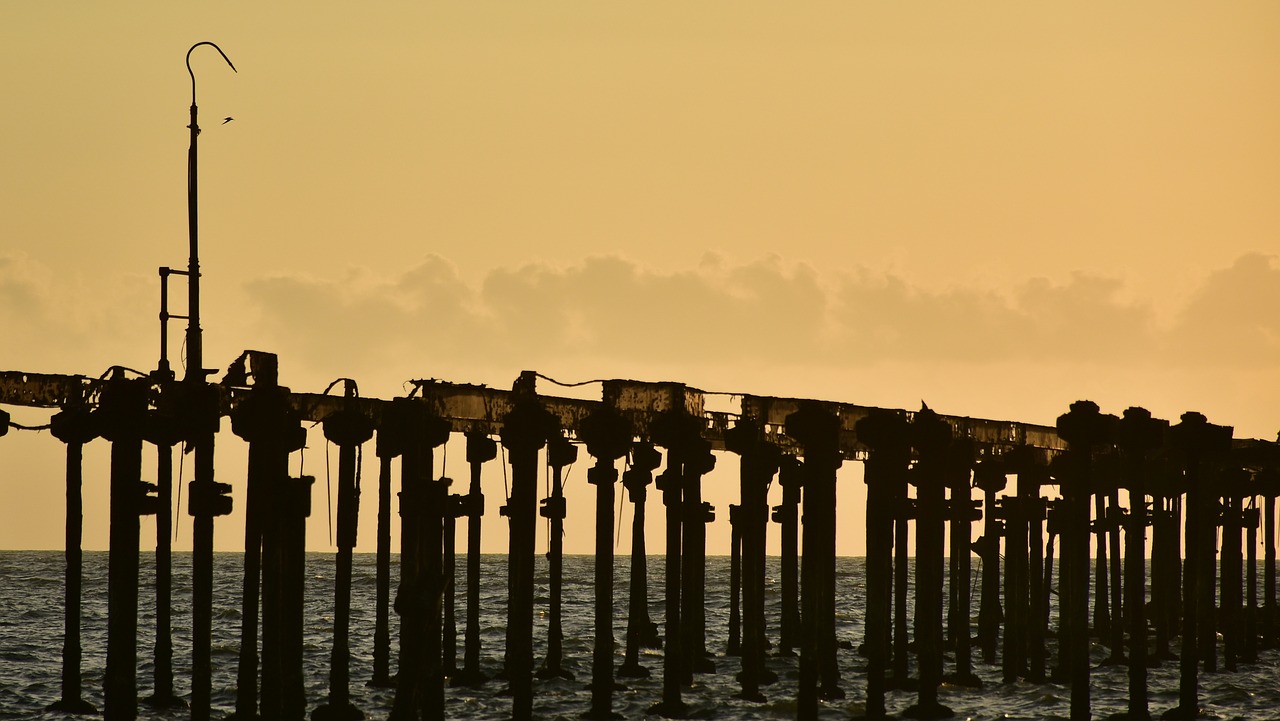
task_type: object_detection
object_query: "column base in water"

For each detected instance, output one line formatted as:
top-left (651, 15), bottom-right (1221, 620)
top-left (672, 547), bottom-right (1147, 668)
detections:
top-left (312, 701), bottom-right (364, 721)
top-left (47, 698), bottom-right (97, 715)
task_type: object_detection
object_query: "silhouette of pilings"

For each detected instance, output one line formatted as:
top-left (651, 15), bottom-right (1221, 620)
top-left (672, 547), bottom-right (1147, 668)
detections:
top-left (537, 434), bottom-right (577, 681)
top-left (47, 399), bottom-right (99, 715)
top-left (1092, 458), bottom-right (1125, 665)
top-left (1007, 445), bottom-right (1050, 684)
top-left (1115, 406), bottom-right (1167, 721)
top-left (369, 406), bottom-right (406, 688)
top-left (1264, 469), bottom-right (1280, 649)
top-left (1166, 411), bottom-right (1232, 721)
top-left (227, 356), bottom-right (306, 720)
top-left (902, 405), bottom-right (954, 720)
top-left (855, 408), bottom-right (909, 721)
top-left (774, 454), bottom-right (802, 658)
top-left (944, 439), bottom-right (982, 688)
top-left (314, 382), bottom-right (375, 721)
top-left (619, 442), bottom-right (662, 678)
top-left (1055, 400), bottom-right (1117, 721)
top-left (579, 402), bottom-right (633, 720)
top-left (1220, 467), bottom-right (1249, 673)
top-left (727, 503), bottom-right (743, 658)
top-left (442, 479), bottom-right (462, 678)
top-left (100, 372), bottom-right (157, 721)
top-left (649, 400), bottom-right (702, 718)
top-left (141, 375), bottom-right (184, 711)
top-left (974, 460), bottom-right (1005, 667)
top-left (456, 430), bottom-right (496, 686)
top-left (1245, 498), bottom-right (1260, 664)
top-left (724, 416), bottom-right (781, 701)
top-left (788, 402), bottom-right (845, 714)
top-left (890, 459), bottom-right (912, 689)
top-left (389, 398), bottom-right (451, 721)
top-left (1151, 484), bottom-right (1182, 662)
top-left (995, 461), bottom-right (1029, 683)
top-left (681, 438), bottom-right (717, 680)
top-left (498, 376), bottom-right (559, 721)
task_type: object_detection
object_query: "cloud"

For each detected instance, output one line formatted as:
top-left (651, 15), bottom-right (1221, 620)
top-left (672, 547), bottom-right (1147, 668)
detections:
top-left (236, 251), bottom-right (1280, 391)
top-left (1166, 253), bottom-right (1280, 366)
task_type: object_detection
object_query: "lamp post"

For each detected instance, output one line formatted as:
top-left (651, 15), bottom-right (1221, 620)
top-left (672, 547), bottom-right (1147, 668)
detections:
top-left (183, 41), bottom-right (236, 721)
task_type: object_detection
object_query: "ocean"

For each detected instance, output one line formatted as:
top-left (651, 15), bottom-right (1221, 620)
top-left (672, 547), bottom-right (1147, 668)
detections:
top-left (0, 551), bottom-right (1274, 720)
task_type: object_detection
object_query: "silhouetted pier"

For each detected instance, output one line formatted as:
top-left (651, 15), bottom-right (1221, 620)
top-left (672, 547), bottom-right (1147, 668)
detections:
top-left (3, 361), bottom-right (1280, 721)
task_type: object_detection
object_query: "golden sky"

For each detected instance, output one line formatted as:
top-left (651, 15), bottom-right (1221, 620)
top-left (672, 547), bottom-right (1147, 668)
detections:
top-left (2, 3), bottom-right (1279, 555)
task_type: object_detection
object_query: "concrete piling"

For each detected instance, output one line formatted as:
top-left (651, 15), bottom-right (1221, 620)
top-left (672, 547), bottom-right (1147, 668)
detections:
top-left (619, 442), bottom-right (662, 679)
top-left (47, 402), bottom-right (99, 715)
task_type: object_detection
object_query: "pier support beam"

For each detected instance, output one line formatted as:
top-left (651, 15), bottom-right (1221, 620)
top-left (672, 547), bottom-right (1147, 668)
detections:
top-left (725, 418), bottom-right (781, 702)
top-left (579, 402), bottom-right (632, 720)
top-left (788, 402), bottom-right (844, 713)
top-left (455, 431), bottom-right (496, 686)
top-left (388, 397), bottom-right (451, 721)
top-left (1056, 400), bottom-right (1116, 721)
top-left (901, 405), bottom-right (954, 720)
top-left (855, 408), bottom-right (910, 721)
top-left (314, 386), bottom-right (375, 721)
top-left (619, 443), bottom-right (663, 679)
top-left (774, 455), bottom-right (802, 658)
top-left (943, 440), bottom-right (981, 689)
top-left (537, 435), bottom-right (577, 681)
top-left (100, 373), bottom-right (157, 721)
top-left (228, 365), bottom-right (306, 721)
top-left (48, 403), bottom-right (99, 715)
top-left (649, 405), bottom-right (702, 718)
top-left (499, 377), bottom-right (558, 721)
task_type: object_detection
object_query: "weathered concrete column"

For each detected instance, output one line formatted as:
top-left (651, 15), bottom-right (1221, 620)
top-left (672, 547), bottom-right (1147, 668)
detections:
top-left (580, 402), bottom-right (633, 720)
top-left (854, 408), bottom-right (910, 721)
top-left (1264, 472), bottom-right (1279, 650)
top-left (681, 439), bottom-right (717, 679)
top-left (142, 376), bottom-right (185, 711)
top-left (499, 377), bottom-right (558, 721)
top-left (100, 373), bottom-right (157, 721)
top-left (314, 389), bottom-right (375, 721)
top-left (619, 443), bottom-right (662, 679)
top-left (228, 370), bottom-right (305, 721)
top-left (47, 403), bottom-right (99, 715)
top-left (1056, 400), bottom-right (1116, 721)
top-left (186, 376), bottom-right (227, 721)
top-left (943, 440), bottom-right (981, 689)
top-left (442, 483), bottom-right (463, 679)
top-left (725, 417), bottom-right (781, 702)
top-left (727, 503), bottom-right (742, 658)
top-left (890, 471), bottom-right (912, 689)
top-left (456, 430), bottom-right (496, 686)
top-left (901, 405), bottom-right (954, 721)
top-left (998, 489), bottom-right (1029, 682)
top-left (1165, 411), bottom-right (1231, 720)
top-left (774, 455), bottom-right (802, 658)
top-left (1220, 469), bottom-right (1247, 673)
top-left (787, 402), bottom-right (844, 711)
top-left (272, 474), bottom-right (313, 721)
top-left (388, 398), bottom-right (451, 721)
top-left (1245, 499), bottom-right (1260, 664)
top-left (1010, 446), bottom-right (1049, 684)
top-left (537, 435), bottom-right (577, 681)
top-left (648, 405), bottom-right (702, 718)
top-left (974, 461), bottom-right (1005, 666)
top-left (369, 411), bottom-right (407, 689)
top-left (1115, 406), bottom-right (1166, 721)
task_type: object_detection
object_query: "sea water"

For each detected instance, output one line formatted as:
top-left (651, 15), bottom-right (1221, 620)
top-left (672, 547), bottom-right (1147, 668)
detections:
top-left (1, 551), bottom-right (1275, 720)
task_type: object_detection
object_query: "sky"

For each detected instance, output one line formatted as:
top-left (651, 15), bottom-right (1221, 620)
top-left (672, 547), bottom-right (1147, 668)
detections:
top-left (2, 3), bottom-right (1279, 557)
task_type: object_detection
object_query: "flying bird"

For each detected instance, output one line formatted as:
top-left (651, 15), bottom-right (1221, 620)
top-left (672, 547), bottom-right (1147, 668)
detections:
top-left (222, 117), bottom-right (234, 124)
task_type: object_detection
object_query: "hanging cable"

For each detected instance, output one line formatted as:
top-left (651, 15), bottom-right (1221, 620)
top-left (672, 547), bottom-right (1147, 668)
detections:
top-left (325, 440), bottom-right (334, 547)
top-left (174, 446), bottom-right (185, 542)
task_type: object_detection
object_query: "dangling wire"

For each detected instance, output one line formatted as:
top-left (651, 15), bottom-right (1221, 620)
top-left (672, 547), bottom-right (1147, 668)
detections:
top-left (324, 440), bottom-right (334, 547)
top-left (615, 462), bottom-right (628, 550)
top-left (174, 446), bottom-right (185, 542)
top-left (501, 445), bottom-right (510, 502)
